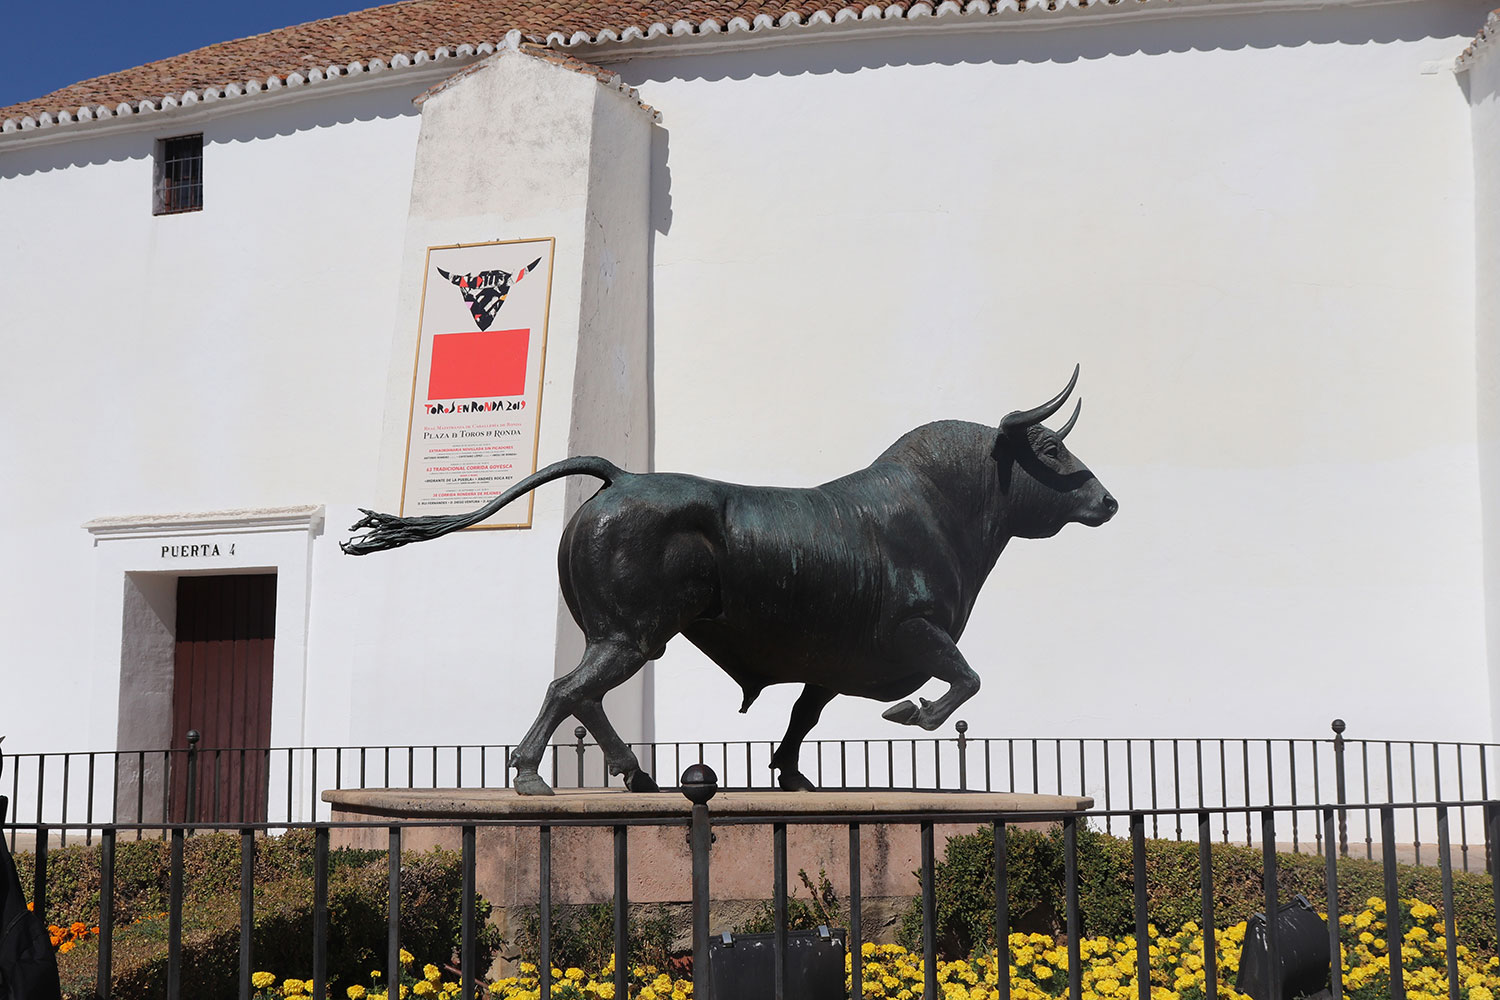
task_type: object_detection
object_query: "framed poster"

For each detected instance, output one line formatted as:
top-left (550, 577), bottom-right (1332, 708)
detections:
top-left (399, 237), bottom-right (555, 527)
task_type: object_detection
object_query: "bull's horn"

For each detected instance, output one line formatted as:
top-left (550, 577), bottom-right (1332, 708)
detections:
top-left (1001, 364), bottom-right (1079, 435)
top-left (1057, 399), bottom-right (1081, 440)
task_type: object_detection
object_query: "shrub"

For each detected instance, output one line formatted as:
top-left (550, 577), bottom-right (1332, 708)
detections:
top-left (734, 868), bottom-right (845, 935)
top-left (14, 831), bottom-right (501, 1000)
top-left (509, 901), bottom-right (677, 973)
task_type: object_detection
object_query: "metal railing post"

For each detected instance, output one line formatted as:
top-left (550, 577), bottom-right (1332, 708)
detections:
top-left (684, 765), bottom-right (718, 1000)
top-left (575, 726), bottom-right (587, 788)
top-left (956, 720), bottom-right (969, 791)
top-left (185, 730), bottom-right (200, 829)
top-left (99, 826), bottom-right (116, 1000)
top-left (32, 826), bottom-right (47, 919)
top-left (1331, 719), bottom-right (1348, 857)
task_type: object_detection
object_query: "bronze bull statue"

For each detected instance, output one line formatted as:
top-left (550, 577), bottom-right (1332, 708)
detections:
top-left (344, 366), bottom-right (1116, 795)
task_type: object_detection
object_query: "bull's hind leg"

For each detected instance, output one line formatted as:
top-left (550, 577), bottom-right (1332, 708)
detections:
top-left (770, 685), bottom-right (837, 791)
top-left (879, 618), bottom-right (980, 731)
top-left (573, 700), bottom-right (659, 792)
top-left (510, 640), bottom-right (647, 795)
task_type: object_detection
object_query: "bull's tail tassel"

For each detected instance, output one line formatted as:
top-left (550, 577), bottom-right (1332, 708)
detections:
top-left (340, 454), bottom-right (626, 556)
top-left (341, 509), bottom-right (473, 554)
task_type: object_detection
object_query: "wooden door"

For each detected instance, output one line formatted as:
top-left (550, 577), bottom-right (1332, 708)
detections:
top-left (169, 574), bottom-right (276, 823)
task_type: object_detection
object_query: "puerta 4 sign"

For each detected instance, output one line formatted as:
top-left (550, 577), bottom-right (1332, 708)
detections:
top-left (347, 367), bottom-right (1116, 795)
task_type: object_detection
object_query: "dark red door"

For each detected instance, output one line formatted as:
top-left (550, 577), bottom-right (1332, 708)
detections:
top-left (169, 574), bottom-right (276, 823)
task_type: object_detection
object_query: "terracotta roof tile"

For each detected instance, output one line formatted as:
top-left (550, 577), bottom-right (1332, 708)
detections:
top-left (1, 0), bottom-right (1320, 129)
top-left (0, 0), bottom-right (900, 123)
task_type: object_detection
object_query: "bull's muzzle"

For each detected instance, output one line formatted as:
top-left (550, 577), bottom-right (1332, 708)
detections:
top-left (1079, 492), bottom-right (1118, 527)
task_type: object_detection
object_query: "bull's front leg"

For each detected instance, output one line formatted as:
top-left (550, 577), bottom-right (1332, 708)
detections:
top-left (879, 618), bottom-right (979, 731)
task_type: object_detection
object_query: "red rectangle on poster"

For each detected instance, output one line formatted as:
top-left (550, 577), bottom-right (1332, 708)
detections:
top-left (428, 329), bottom-right (529, 400)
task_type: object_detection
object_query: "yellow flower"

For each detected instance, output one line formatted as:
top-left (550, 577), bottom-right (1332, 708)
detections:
top-left (283, 979), bottom-right (307, 996)
top-left (251, 972), bottom-right (277, 990)
top-left (400, 949), bottom-right (415, 966)
top-left (348, 988), bottom-right (368, 1000)
top-left (412, 983), bottom-right (436, 997)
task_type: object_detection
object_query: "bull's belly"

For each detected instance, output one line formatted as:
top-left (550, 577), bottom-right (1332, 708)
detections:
top-left (680, 618), bottom-right (927, 701)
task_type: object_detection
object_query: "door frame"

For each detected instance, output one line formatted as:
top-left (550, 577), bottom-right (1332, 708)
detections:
top-left (84, 505), bottom-right (323, 823)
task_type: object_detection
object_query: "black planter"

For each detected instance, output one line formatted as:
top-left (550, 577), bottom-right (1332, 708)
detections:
top-left (1237, 895), bottom-right (1331, 1000)
top-left (708, 926), bottom-right (847, 1000)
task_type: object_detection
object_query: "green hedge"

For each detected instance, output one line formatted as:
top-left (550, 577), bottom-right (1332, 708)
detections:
top-left (898, 825), bottom-right (1500, 959)
top-left (14, 830), bottom-right (501, 999)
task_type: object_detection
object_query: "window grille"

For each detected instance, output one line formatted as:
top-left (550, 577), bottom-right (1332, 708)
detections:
top-left (154, 134), bottom-right (203, 215)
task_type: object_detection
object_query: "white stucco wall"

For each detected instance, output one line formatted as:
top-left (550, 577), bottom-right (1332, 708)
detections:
top-left (614, 0), bottom-right (1492, 784)
top-left (0, 79), bottom-right (427, 764)
top-left (1, 0), bottom-right (1495, 818)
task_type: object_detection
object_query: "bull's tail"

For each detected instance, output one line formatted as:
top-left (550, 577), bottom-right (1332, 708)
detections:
top-left (340, 455), bottom-right (624, 555)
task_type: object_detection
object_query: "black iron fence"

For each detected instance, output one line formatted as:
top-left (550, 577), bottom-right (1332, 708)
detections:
top-left (6, 778), bottom-right (1500, 1000)
top-left (8, 720), bottom-right (1498, 865)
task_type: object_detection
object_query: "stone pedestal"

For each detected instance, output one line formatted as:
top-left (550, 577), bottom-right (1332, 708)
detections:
top-left (327, 787), bottom-right (1092, 968)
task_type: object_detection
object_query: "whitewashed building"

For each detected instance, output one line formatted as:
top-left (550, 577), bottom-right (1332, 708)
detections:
top-left (4, 0), bottom-right (1500, 822)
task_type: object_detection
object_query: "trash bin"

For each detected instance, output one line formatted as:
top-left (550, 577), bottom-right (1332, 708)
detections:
top-left (1237, 894), bottom-right (1330, 1000)
top-left (708, 925), bottom-right (847, 1000)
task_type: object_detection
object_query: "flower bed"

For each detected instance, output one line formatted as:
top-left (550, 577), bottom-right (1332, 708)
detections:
top-left (212, 895), bottom-right (1499, 1000)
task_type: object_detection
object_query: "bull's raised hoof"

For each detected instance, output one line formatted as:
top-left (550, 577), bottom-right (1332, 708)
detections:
top-left (514, 771), bottom-right (554, 796)
top-left (777, 769), bottom-right (818, 792)
top-left (624, 769), bottom-right (659, 793)
top-left (881, 697), bottom-right (945, 731)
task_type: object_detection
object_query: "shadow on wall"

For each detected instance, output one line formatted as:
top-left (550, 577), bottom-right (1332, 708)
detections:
top-left (614, 0), bottom-right (1493, 84)
top-left (0, 80), bottom-right (422, 180)
top-left (646, 122), bottom-right (672, 476)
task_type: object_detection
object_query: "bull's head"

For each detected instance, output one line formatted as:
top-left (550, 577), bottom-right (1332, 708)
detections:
top-left (994, 365), bottom-right (1117, 537)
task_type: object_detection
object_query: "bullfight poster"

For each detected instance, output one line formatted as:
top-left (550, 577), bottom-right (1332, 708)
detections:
top-left (400, 237), bottom-right (555, 527)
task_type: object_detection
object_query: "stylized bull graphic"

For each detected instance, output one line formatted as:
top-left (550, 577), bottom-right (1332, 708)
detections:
top-left (344, 367), bottom-right (1116, 795)
top-left (437, 257), bottom-right (543, 331)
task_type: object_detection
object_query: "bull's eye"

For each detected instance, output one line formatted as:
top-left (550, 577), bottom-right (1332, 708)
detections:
top-left (1040, 441), bottom-right (1060, 460)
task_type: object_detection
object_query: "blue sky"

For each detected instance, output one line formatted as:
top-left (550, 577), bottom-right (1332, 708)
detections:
top-left (1, 0), bottom-right (375, 109)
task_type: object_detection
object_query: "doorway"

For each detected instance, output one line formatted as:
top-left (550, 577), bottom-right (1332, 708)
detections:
top-left (168, 574), bottom-right (277, 823)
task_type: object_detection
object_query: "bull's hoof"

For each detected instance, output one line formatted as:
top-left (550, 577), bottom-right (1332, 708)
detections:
top-left (624, 769), bottom-right (660, 793)
top-left (883, 697), bottom-right (944, 730)
top-left (777, 769), bottom-right (817, 792)
top-left (881, 699), bottom-right (921, 726)
top-left (514, 771), bottom-right (555, 796)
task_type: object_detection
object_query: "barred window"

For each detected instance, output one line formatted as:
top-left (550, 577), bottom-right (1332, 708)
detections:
top-left (154, 134), bottom-right (203, 215)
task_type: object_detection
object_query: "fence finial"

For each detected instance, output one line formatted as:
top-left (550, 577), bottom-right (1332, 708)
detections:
top-left (681, 763), bottom-right (718, 805)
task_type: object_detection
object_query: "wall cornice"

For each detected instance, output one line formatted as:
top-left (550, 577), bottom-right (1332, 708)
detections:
top-left (84, 505), bottom-right (326, 541)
